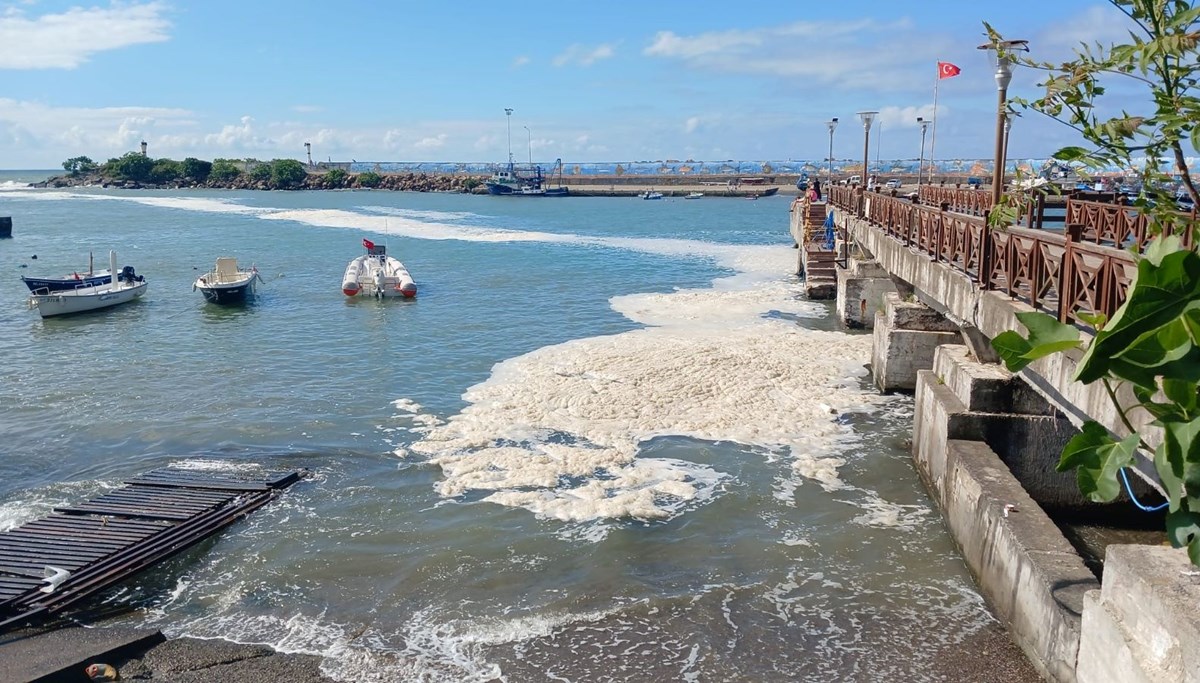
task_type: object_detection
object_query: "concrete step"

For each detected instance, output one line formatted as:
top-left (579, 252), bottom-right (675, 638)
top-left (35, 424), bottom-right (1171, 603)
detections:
top-left (1, 626), bottom-right (164, 683)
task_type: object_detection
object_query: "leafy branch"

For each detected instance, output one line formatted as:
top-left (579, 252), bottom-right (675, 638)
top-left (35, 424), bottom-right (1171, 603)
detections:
top-left (988, 0), bottom-right (1200, 566)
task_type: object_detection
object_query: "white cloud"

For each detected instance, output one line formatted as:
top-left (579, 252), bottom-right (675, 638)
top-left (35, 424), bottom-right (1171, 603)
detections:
top-left (512, 55), bottom-right (530, 68)
top-left (552, 43), bottom-right (615, 67)
top-left (414, 134), bottom-right (448, 150)
top-left (643, 18), bottom-right (953, 92)
top-left (684, 116), bottom-right (701, 134)
top-left (0, 2), bottom-right (171, 69)
top-left (1036, 5), bottom-right (1132, 57)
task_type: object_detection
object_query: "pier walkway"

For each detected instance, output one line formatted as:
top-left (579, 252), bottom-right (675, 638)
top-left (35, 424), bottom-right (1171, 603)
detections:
top-left (793, 186), bottom-right (1200, 683)
top-left (0, 466), bottom-right (307, 633)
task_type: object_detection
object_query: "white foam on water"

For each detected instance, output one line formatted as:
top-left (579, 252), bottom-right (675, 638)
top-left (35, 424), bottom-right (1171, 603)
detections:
top-left (152, 599), bottom-right (622, 683)
top-left (362, 205), bottom-right (483, 222)
top-left (0, 479), bottom-right (121, 531)
top-left (408, 255), bottom-right (884, 527)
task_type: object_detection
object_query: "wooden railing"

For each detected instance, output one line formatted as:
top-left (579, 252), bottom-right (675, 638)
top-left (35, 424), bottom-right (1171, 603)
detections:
top-left (917, 186), bottom-right (994, 217)
top-left (1067, 198), bottom-right (1196, 251)
top-left (828, 190), bottom-right (1139, 325)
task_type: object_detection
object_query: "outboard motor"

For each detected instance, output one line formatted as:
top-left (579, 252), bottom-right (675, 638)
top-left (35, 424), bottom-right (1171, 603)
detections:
top-left (119, 265), bottom-right (138, 283)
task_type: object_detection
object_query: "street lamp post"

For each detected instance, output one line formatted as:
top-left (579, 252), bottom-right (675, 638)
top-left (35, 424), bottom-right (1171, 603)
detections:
top-left (978, 38), bottom-right (1028, 210)
top-left (917, 117), bottom-right (929, 188)
top-left (857, 110), bottom-right (878, 216)
top-left (504, 108), bottom-right (514, 167)
top-left (826, 118), bottom-right (838, 182)
top-left (523, 125), bottom-right (532, 166)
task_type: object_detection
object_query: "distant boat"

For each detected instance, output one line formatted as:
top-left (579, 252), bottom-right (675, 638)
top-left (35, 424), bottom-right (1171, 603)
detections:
top-left (486, 158), bottom-right (569, 197)
top-left (28, 251), bottom-right (146, 318)
top-left (342, 239), bottom-right (416, 299)
top-left (22, 252), bottom-right (111, 293)
top-left (684, 192), bottom-right (704, 199)
top-left (193, 257), bottom-right (262, 305)
top-left (640, 191), bottom-right (664, 200)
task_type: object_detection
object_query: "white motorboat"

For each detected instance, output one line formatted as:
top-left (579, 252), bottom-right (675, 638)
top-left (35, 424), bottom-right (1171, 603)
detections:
top-left (193, 257), bottom-right (262, 305)
top-left (28, 251), bottom-right (146, 318)
top-left (684, 192), bottom-right (704, 199)
top-left (640, 191), bottom-right (664, 200)
top-left (342, 239), bottom-right (416, 299)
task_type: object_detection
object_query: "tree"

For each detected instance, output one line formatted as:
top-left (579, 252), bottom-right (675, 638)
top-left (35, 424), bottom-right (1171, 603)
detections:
top-left (210, 158), bottom-right (241, 182)
top-left (988, 0), bottom-right (1200, 565)
top-left (105, 151), bottom-right (154, 182)
top-left (269, 159), bottom-right (307, 188)
top-left (356, 170), bottom-right (382, 188)
top-left (248, 162), bottom-right (271, 182)
top-left (182, 157), bottom-right (212, 182)
top-left (323, 168), bottom-right (349, 186)
top-left (62, 156), bottom-right (97, 176)
top-left (147, 159), bottom-right (183, 184)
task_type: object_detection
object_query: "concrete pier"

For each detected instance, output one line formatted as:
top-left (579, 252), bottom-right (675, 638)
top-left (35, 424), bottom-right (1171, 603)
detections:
top-left (913, 345), bottom-right (1100, 682)
top-left (835, 257), bottom-right (897, 329)
top-left (870, 292), bottom-right (960, 392)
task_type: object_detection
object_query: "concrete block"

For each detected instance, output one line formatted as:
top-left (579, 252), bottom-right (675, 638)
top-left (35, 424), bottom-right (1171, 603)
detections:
top-left (837, 267), bottom-right (898, 329)
top-left (1077, 590), bottom-right (1155, 683)
top-left (883, 292), bottom-right (961, 332)
top-left (1089, 545), bottom-right (1200, 683)
top-left (933, 345), bottom-right (1054, 415)
top-left (872, 314), bottom-right (960, 392)
top-left (945, 439), bottom-right (1097, 683)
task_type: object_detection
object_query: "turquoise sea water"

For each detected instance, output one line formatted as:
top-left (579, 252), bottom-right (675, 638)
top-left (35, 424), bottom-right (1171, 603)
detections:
top-left (0, 176), bottom-right (1001, 681)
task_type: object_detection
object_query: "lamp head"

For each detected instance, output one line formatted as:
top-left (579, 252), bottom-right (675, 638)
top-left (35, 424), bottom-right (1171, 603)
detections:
top-left (827, 118), bottom-right (839, 134)
top-left (978, 39), bottom-right (1028, 89)
top-left (505, 108), bottom-right (513, 116)
top-left (857, 110), bottom-right (878, 129)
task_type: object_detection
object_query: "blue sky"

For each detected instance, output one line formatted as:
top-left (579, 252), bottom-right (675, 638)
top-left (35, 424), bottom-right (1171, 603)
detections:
top-left (0, 1), bottom-right (1135, 169)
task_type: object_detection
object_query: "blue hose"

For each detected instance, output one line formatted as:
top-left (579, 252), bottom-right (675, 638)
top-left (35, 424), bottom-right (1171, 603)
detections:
top-left (1119, 468), bottom-right (1169, 512)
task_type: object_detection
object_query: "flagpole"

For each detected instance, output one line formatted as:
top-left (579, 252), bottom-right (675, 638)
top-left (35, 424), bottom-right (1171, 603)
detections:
top-left (929, 61), bottom-right (940, 186)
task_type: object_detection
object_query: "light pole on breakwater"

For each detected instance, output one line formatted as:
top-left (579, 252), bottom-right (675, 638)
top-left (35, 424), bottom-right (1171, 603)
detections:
top-left (504, 108), bottom-right (514, 167)
top-left (857, 110), bottom-right (877, 216)
top-left (917, 117), bottom-right (929, 187)
top-left (524, 126), bottom-right (532, 166)
top-left (826, 118), bottom-right (838, 182)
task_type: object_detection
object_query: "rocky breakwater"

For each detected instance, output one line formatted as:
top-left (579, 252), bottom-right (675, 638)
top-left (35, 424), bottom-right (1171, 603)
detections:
top-left (32, 171), bottom-right (486, 193)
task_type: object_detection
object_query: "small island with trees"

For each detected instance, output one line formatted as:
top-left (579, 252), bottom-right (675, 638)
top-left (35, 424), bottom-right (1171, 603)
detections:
top-left (39, 153), bottom-right (484, 192)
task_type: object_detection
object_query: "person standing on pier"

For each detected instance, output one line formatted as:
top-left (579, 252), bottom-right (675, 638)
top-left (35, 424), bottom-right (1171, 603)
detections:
top-left (813, 178), bottom-right (822, 200)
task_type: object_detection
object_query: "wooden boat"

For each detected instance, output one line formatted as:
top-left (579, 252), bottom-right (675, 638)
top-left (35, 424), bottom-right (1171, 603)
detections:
top-left (28, 251), bottom-right (146, 318)
top-left (342, 239), bottom-right (416, 299)
top-left (22, 252), bottom-right (111, 293)
top-left (193, 257), bottom-right (261, 305)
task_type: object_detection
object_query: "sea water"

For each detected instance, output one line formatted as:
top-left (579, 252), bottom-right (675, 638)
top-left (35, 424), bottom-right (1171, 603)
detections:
top-left (0, 179), bottom-right (999, 681)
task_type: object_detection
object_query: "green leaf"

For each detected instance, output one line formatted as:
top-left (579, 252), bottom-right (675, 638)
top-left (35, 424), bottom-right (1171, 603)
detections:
top-left (1077, 249), bottom-right (1200, 385)
top-left (992, 331), bottom-right (1035, 372)
top-left (1166, 509), bottom-right (1200, 558)
top-left (1058, 421), bottom-right (1139, 502)
top-left (1076, 311), bottom-right (1108, 329)
top-left (1054, 146), bottom-right (1090, 161)
top-left (1154, 416), bottom-right (1200, 511)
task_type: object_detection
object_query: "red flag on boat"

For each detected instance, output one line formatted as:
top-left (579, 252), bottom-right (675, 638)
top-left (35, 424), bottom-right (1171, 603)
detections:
top-left (938, 62), bottom-right (961, 79)
top-left (363, 239), bottom-right (375, 250)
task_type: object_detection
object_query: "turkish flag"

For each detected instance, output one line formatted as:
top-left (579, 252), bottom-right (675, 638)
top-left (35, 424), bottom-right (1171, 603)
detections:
top-left (938, 62), bottom-right (961, 79)
top-left (363, 239), bottom-right (375, 250)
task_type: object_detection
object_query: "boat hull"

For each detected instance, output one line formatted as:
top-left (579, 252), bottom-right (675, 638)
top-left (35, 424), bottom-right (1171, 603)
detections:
top-left (193, 259), bottom-right (261, 305)
top-left (197, 278), bottom-right (256, 304)
top-left (30, 281), bottom-right (147, 318)
top-left (22, 273), bottom-right (112, 293)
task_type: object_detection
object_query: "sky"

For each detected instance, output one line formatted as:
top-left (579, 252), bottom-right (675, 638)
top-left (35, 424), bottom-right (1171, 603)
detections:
top-left (0, 0), bottom-right (1140, 169)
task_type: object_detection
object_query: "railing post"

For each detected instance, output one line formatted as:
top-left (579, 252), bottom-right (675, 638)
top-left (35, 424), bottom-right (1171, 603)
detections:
top-left (1058, 225), bottom-right (1082, 323)
top-left (980, 211), bottom-right (993, 289)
